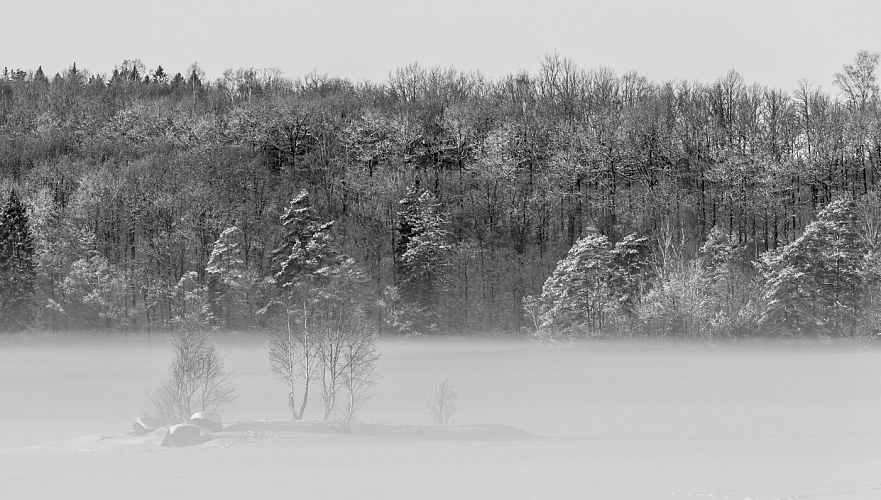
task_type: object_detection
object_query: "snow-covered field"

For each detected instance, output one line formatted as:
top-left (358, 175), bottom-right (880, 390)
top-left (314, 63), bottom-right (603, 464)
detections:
top-left (1, 333), bottom-right (879, 499)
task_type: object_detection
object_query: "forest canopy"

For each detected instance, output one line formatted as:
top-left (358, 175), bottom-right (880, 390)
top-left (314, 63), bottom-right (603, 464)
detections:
top-left (1, 53), bottom-right (880, 339)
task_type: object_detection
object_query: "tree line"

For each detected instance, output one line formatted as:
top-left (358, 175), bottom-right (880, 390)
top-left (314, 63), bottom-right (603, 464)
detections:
top-left (0, 52), bottom-right (880, 338)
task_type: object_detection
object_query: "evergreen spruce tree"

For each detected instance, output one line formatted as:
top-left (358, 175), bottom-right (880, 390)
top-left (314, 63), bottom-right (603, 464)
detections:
top-left (266, 190), bottom-right (379, 420)
top-left (537, 231), bottom-right (612, 334)
top-left (699, 226), bottom-right (762, 338)
top-left (153, 65), bottom-right (168, 85)
top-left (395, 181), bottom-right (451, 331)
top-left (170, 72), bottom-right (185, 89)
top-left (66, 62), bottom-right (82, 84)
top-left (206, 226), bottom-right (259, 328)
top-left (266, 190), bottom-right (339, 419)
top-left (33, 66), bottom-right (49, 86)
top-left (0, 191), bottom-right (36, 330)
top-left (608, 234), bottom-right (653, 317)
top-left (394, 181), bottom-right (421, 276)
top-left (271, 190), bottom-right (339, 292)
top-left (761, 197), bottom-right (866, 336)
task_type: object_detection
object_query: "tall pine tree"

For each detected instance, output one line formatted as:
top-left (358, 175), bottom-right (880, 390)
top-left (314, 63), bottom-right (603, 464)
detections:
top-left (0, 190), bottom-right (36, 331)
top-left (271, 190), bottom-right (339, 292)
top-left (761, 197), bottom-right (866, 336)
top-left (395, 181), bottom-right (451, 331)
top-left (536, 231), bottom-right (612, 334)
top-left (266, 190), bottom-right (339, 419)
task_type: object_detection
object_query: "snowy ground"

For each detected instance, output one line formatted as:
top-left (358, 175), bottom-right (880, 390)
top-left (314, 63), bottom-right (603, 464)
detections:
top-left (1, 333), bottom-right (879, 499)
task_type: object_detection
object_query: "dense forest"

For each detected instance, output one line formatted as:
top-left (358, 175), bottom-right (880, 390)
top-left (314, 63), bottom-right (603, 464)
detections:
top-left (0, 53), bottom-right (879, 339)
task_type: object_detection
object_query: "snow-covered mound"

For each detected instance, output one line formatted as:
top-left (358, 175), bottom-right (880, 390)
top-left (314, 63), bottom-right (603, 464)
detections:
top-left (132, 417), bottom-right (158, 435)
top-left (189, 412), bottom-right (223, 432)
top-left (416, 423), bottom-right (535, 441)
top-left (29, 432), bottom-right (166, 451)
top-left (223, 420), bottom-right (337, 434)
top-left (222, 420), bottom-right (535, 440)
top-left (161, 424), bottom-right (211, 447)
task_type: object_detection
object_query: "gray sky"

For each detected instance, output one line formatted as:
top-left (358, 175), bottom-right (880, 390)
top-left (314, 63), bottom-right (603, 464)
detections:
top-left (8, 0), bottom-right (880, 92)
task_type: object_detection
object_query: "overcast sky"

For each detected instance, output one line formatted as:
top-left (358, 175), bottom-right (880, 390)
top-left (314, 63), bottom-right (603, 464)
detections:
top-left (7, 0), bottom-right (880, 93)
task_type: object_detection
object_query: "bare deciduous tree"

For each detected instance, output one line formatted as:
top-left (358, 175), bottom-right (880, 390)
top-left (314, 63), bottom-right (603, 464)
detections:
top-left (149, 330), bottom-right (237, 425)
top-left (315, 317), bottom-right (348, 420)
top-left (267, 305), bottom-right (318, 420)
top-left (338, 318), bottom-right (381, 429)
top-left (427, 378), bottom-right (457, 425)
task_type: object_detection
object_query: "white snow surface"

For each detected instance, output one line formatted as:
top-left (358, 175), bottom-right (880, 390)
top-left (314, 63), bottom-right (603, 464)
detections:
top-left (167, 423), bottom-right (211, 437)
top-left (190, 412), bottom-right (222, 425)
top-left (1, 333), bottom-right (880, 499)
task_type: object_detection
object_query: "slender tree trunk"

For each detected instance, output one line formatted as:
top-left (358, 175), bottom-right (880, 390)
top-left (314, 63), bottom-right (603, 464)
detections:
top-left (298, 378), bottom-right (310, 420)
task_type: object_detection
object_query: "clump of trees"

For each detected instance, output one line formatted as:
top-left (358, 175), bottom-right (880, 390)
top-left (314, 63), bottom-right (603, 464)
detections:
top-left (392, 181), bottom-right (452, 334)
top-left (760, 198), bottom-right (867, 336)
top-left (0, 51), bottom-right (880, 338)
top-left (531, 195), bottom-right (878, 340)
top-left (0, 191), bottom-right (36, 330)
top-left (265, 191), bottom-right (380, 423)
top-left (526, 231), bottom-right (652, 339)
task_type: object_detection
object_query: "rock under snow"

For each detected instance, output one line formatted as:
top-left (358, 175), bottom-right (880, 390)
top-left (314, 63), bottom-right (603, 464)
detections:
top-left (161, 424), bottom-right (211, 447)
top-left (188, 412), bottom-right (223, 432)
top-left (132, 417), bottom-right (158, 435)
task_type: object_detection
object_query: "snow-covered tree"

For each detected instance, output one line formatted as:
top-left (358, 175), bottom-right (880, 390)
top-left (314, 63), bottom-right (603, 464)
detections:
top-left (761, 197), bottom-right (866, 336)
top-left (0, 190), bottom-right (36, 330)
top-left (698, 226), bottom-right (762, 338)
top-left (608, 234), bottom-right (653, 317)
top-left (267, 190), bottom-right (339, 419)
top-left (266, 191), bottom-right (379, 420)
top-left (395, 182), bottom-right (451, 331)
top-left (272, 190), bottom-right (340, 292)
top-left (206, 226), bottom-right (261, 328)
top-left (535, 231), bottom-right (612, 335)
top-left (529, 231), bottom-right (654, 338)
top-left (378, 285), bottom-right (420, 336)
top-left (857, 193), bottom-right (881, 334)
top-left (60, 254), bottom-right (129, 329)
top-left (637, 259), bottom-right (713, 339)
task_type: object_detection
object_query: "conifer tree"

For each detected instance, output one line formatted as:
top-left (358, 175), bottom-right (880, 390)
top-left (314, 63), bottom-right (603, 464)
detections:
top-left (271, 190), bottom-right (339, 292)
top-left (266, 191), bottom-right (380, 420)
top-left (0, 190), bottom-right (36, 330)
top-left (170, 72), bottom-right (185, 89)
top-left (33, 66), bottom-right (49, 85)
top-left (536, 231), bottom-right (612, 334)
top-left (394, 181), bottom-right (421, 274)
top-left (267, 190), bottom-right (346, 419)
top-left (608, 234), bottom-right (652, 317)
top-left (66, 62), bottom-right (82, 84)
top-left (761, 197), bottom-right (866, 336)
top-left (395, 181), bottom-right (451, 331)
top-left (206, 226), bottom-right (259, 328)
top-left (153, 65), bottom-right (168, 85)
top-left (699, 227), bottom-right (761, 338)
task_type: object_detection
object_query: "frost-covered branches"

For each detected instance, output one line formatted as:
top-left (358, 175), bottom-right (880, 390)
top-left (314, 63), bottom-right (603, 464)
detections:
top-left (149, 330), bottom-right (237, 425)
top-left (266, 191), bottom-right (381, 421)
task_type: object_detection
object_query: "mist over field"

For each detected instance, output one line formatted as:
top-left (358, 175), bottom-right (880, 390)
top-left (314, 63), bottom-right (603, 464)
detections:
top-left (1, 333), bottom-right (879, 499)
top-left (5, 1), bottom-right (881, 497)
